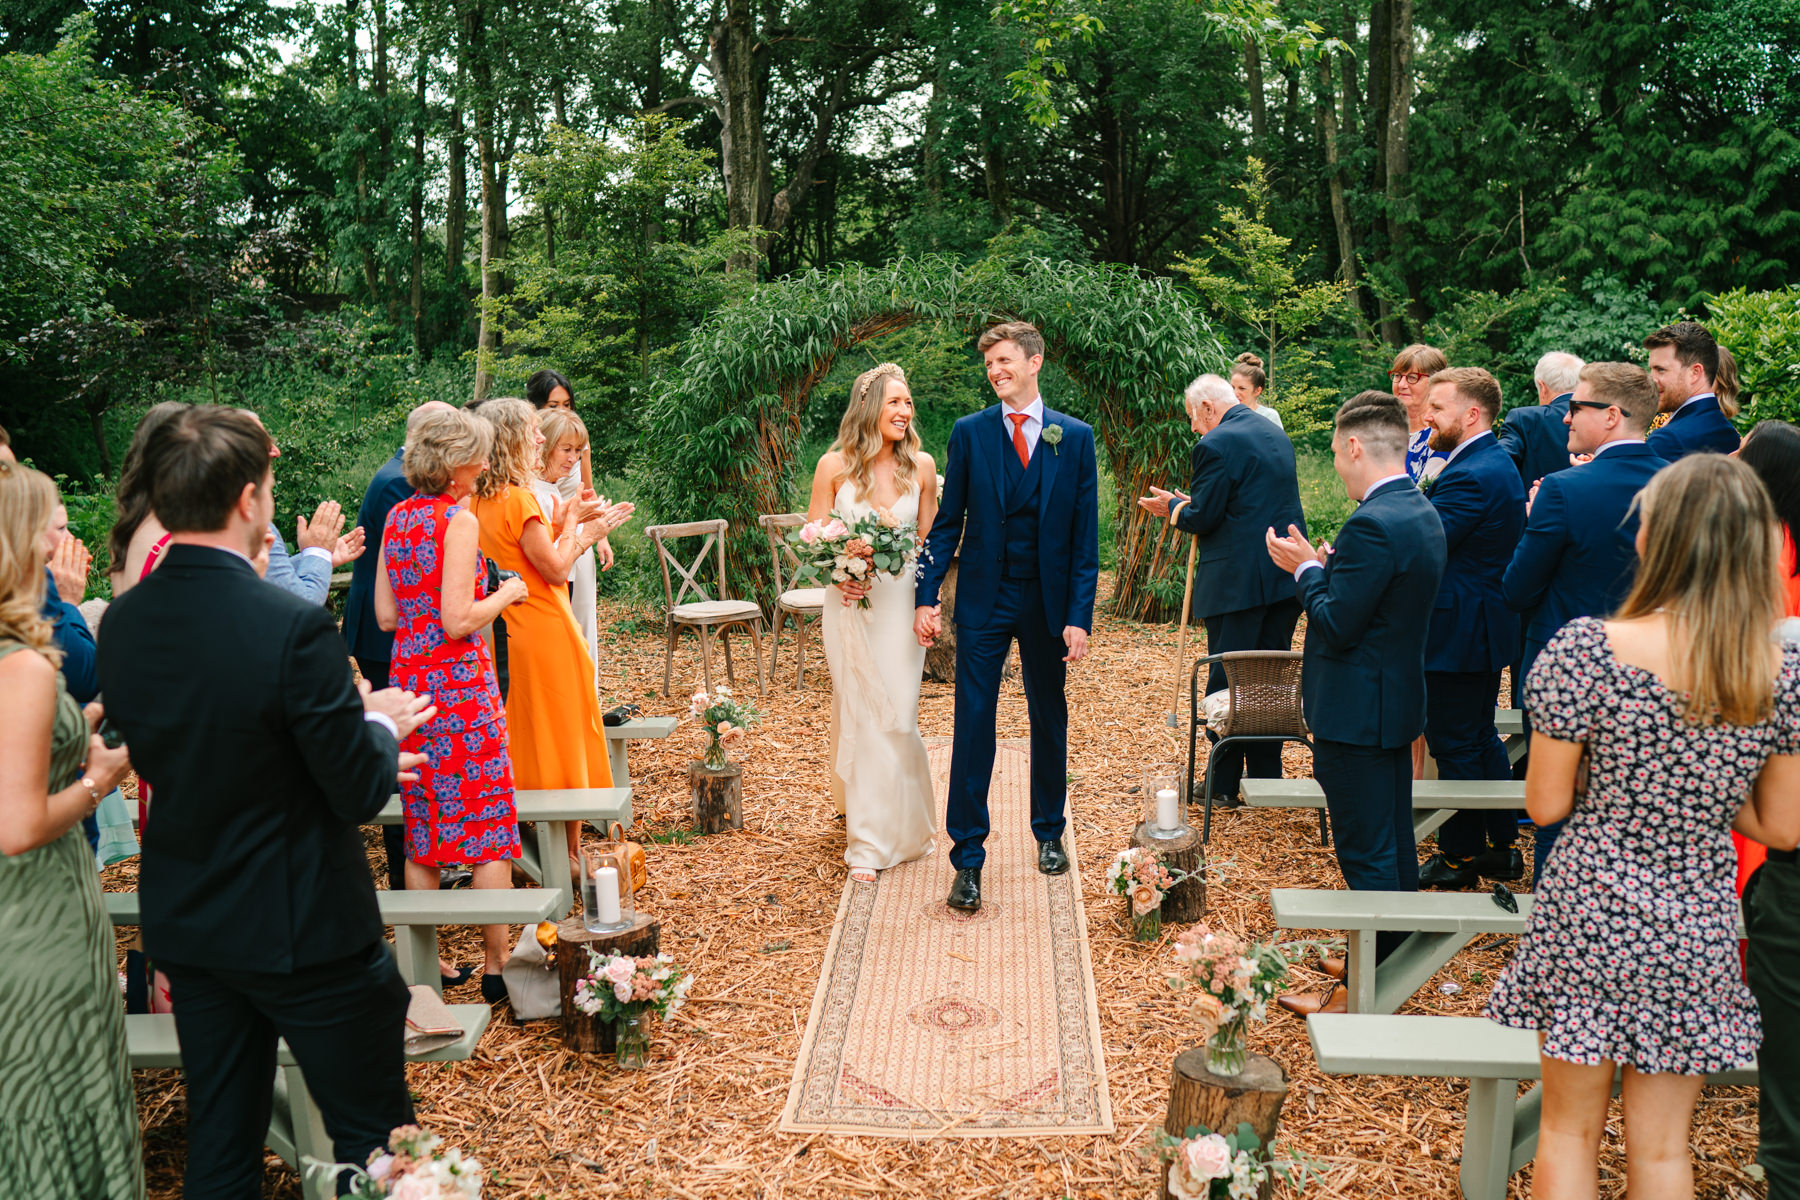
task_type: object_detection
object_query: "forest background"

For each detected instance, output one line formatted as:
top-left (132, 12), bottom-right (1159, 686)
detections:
top-left (3, 0), bottom-right (1799, 610)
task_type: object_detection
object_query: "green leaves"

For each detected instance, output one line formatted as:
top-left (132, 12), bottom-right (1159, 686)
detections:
top-left (1706, 286), bottom-right (1800, 427)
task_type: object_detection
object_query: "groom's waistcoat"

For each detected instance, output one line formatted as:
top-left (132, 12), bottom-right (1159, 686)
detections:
top-left (1001, 438), bottom-right (1045, 579)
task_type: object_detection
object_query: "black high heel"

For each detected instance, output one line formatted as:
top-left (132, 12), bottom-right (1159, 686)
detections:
top-left (440, 966), bottom-right (475, 989)
top-left (480, 973), bottom-right (508, 1004)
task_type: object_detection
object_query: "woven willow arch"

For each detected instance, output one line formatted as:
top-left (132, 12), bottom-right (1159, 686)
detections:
top-left (637, 253), bottom-right (1228, 620)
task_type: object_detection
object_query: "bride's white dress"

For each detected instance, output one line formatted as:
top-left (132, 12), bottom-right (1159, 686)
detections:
top-left (821, 479), bottom-right (937, 870)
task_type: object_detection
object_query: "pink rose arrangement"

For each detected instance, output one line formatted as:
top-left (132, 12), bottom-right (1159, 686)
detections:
top-left (788, 508), bottom-right (920, 609)
top-left (690, 685), bottom-right (759, 763)
top-left (1146, 1122), bottom-right (1317, 1200)
top-left (1104, 846), bottom-right (1180, 915)
top-left (572, 950), bottom-right (692, 1022)
top-left (1166, 925), bottom-right (1291, 1038)
top-left (308, 1125), bottom-right (482, 1199)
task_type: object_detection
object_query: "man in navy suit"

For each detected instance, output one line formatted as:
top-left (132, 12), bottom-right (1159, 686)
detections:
top-left (1268, 392), bottom-right (1445, 1013)
top-left (1498, 351), bottom-right (1583, 489)
top-left (1644, 321), bottom-right (1741, 460)
top-left (1415, 368), bottom-right (1528, 889)
top-left (916, 322), bottom-right (1100, 913)
top-left (1137, 373), bottom-right (1305, 806)
top-left (1503, 362), bottom-right (1665, 882)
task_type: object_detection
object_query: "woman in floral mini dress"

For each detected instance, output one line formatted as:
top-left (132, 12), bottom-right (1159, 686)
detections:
top-left (376, 405), bottom-right (530, 1001)
top-left (1486, 455), bottom-right (1800, 1196)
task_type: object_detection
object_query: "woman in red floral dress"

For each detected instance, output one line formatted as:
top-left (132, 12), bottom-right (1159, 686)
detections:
top-left (376, 406), bottom-right (529, 1001)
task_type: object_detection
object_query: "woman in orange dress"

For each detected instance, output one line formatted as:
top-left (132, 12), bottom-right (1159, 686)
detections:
top-left (468, 399), bottom-right (632, 871)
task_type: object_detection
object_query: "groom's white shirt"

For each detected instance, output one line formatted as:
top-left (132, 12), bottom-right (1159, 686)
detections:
top-left (1000, 396), bottom-right (1046, 459)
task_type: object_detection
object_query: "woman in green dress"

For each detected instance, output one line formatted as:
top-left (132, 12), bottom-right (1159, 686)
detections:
top-left (0, 461), bottom-right (141, 1199)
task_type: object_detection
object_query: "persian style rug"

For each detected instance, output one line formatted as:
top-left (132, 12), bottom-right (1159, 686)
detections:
top-left (780, 739), bottom-right (1114, 1136)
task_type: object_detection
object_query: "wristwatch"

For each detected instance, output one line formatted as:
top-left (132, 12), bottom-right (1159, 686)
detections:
top-left (78, 775), bottom-right (103, 815)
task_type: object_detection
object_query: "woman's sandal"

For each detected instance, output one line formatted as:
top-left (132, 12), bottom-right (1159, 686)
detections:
top-left (850, 868), bottom-right (878, 885)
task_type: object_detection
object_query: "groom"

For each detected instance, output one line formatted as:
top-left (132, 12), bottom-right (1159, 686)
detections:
top-left (915, 321), bottom-right (1101, 912)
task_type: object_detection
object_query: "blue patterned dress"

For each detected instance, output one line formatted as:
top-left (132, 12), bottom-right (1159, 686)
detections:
top-left (384, 493), bottom-right (521, 865)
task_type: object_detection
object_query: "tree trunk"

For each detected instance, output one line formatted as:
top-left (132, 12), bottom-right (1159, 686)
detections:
top-left (982, 136), bottom-right (1012, 224)
top-left (1242, 38), bottom-right (1266, 146)
top-left (446, 72), bottom-right (467, 291)
top-left (690, 762), bottom-right (744, 833)
top-left (466, 0), bottom-right (500, 401)
top-left (1384, 0), bottom-right (1423, 334)
top-left (556, 914), bottom-right (661, 1052)
top-left (1095, 55), bottom-right (1133, 263)
top-left (1162, 1049), bottom-right (1288, 1199)
top-left (409, 42), bottom-right (425, 350)
top-left (711, 0), bottom-right (770, 271)
top-left (87, 395), bottom-right (113, 476)
top-left (1131, 823), bottom-right (1206, 924)
top-left (922, 555), bottom-right (958, 682)
top-left (1318, 54), bottom-right (1358, 306)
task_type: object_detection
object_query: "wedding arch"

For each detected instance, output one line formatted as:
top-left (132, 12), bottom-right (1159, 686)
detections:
top-left (637, 253), bottom-right (1227, 621)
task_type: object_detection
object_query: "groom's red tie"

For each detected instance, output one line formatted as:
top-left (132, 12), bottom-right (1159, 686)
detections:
top-left (1008, 412), bottom-right (1030, 468)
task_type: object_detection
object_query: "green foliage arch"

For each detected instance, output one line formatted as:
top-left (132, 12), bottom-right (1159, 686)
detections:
top-left (638, 254), bottom-right (1227, 620)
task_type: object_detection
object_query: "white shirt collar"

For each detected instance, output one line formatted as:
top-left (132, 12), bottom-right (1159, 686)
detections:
top-left (1364, 472), bottom-right (1412, 500)
top-left (1443, 427), bottom-right (1494, 465)
top-left (1592, 437), bottom-right (1647, 457)
top-left (1674, 391), bottom-right (1716, 416)
top-left (1002, 396), bottom-right (1045, 427)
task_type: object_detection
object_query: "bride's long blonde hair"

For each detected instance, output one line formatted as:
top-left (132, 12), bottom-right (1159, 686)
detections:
top-left (830, 362), bottom-right (921, 498)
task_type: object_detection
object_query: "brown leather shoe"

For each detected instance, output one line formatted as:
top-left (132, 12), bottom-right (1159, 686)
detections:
top-left (1319, 955), bottom-right (1347, 980)
top-left (1276, 985), bottom-right (1348, 1016)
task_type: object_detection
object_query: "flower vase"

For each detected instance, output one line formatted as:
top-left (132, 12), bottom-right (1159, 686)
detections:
top-left (1130, 907), bottom-right (1162, 943)
top-left (613, 1006), bottom-right (648, 1070)
top-left (701, 732), bottom-right (728, 770)
top-left (1205, 1013), bottom-right (1248, 1077)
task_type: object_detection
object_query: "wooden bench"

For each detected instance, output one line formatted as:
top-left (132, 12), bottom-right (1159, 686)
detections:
top-left (128, 1006), bottom-right (490, 1200)
top-left (605, 714), bottom-right (678, 789)
top-left (106, 888), bottom-right (561, 995)
top-left (1307, 1014), bottom-right (1758, 1200)
top-left (1241, 778), bottom-right (1524, 841)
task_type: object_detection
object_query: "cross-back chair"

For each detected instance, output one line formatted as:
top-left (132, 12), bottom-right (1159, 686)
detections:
top-left (757, 513), bottom-right (826, 688)
top-left (645, 519), bottom-right (767, 697)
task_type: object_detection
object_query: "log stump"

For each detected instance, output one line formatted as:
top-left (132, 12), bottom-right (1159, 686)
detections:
top-left (689, 762), bottom-right (743, 833)
top-left (922, 558), bottom-right (958, 683)
top-left (1131, 823), bottom-right (1206, 923)
top-left (1161, 1048), bottom-right (1288, 1200)
top-left (556, 914), bottom-right (661, 1054)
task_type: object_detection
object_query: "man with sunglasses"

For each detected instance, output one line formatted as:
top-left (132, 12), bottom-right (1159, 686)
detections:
top-left (1502, 363), bottom-right (1666, 882)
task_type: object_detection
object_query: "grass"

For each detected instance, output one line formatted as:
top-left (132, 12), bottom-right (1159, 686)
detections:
top-left (1296, 448), bottom-right (1355, 544)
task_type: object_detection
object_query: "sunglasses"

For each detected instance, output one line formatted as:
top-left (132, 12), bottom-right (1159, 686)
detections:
top-left (1491, 882), bottom-right (1518, 913)
top-left (1568, 398), bottom-right (1634, 419)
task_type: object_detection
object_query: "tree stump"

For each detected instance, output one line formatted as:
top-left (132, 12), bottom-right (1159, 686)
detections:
top-left (922, 557), bottom-right (958, 683)
top-left (1132, 822), bottom-right (1206, 923)
top-left (1162, 1049), bottom-right (1288, 1200)
top-left (556, 914), bottom-right (660, 1054)
top-left (690, 762), bottom-right (743, 833)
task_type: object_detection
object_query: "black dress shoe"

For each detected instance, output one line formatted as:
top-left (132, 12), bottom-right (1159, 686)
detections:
top-left (1475, 846), bottom-right (1526, 882)
top-left (1037, 839), bottom-right (1070, 875)
top-left (1418, 852), bottom-right (1483, 889)
top-left (947, 868), bottom-right (982, 912)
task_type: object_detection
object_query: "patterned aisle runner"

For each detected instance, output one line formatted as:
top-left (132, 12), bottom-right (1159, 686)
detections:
top-left (781, 739), bottom-right (1113, 1136)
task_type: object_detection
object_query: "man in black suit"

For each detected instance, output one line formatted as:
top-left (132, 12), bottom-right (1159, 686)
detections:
top-left (1139, 372), bottom-right (1305, 806)
top-left (1497, 351), bottom-right (1583, 489)
top-left (1415, 367), bottom-right (1528, 889)
top-left (97, 407), bottom-right (434, 1200)
top-left (1267, 392), bottom-right (1446, 1014)
top-left (343, 401), bottom-right (451, 888)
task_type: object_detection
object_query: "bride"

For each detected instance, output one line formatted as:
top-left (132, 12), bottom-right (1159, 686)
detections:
top-left (806, 362), bottom-right (939, 884)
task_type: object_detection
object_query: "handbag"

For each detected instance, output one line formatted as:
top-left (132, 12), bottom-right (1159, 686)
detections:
top-left (499, 924), bottom-right (563, 1020)
top-left (593, 820), bottom-right (648, 893)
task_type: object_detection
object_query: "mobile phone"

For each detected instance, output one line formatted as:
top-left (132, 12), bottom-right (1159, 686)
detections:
top-left (98, 716), bottom-right (125, 750)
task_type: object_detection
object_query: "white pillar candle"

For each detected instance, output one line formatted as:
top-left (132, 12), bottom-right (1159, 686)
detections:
top-left (1155, 788), bottom-right (1180, 831)
top-left (593, 865), bottom-right (622, 925)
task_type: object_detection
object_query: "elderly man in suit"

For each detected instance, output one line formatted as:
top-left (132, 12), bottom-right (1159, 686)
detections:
top-left (1139, 373), bottom-right (1306, 808)
top-left (97, 406), bottom-right (434, 1199)
top-left (1498, 351), bottom-right (1584, 488)
top-left (343, 401), bottom-right (454, 890)
top-left (1644, 321), bottom-right (1741, 460)
top-left (1415, 367), bottom-right (1528, 890)
top-left (1268, 392), bottom-right (1446, 1014)
top-left (1503, 362), bottom-right (1666, 883)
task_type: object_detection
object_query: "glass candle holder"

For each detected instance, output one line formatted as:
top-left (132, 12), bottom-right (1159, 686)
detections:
top-left (1143, 766), bottom-right (1188, 839)
top-left (580, 843), bottom-right (636, 934)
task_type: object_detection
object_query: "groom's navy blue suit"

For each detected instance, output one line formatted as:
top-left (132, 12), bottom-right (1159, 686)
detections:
top-left (917, 402), bottom-right (1100, 870)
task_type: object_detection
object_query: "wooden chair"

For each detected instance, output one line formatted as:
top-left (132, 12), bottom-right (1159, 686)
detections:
top-left (645, 519), bottom-right (767, 696)
top-left (1186, 649), bottom-right (1321, 844)
top-left (758, 513), bottom-right (827, 687)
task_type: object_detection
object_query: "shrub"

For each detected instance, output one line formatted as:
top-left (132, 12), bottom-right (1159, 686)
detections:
top-left (1706, 286), bottom-right (1800, 428)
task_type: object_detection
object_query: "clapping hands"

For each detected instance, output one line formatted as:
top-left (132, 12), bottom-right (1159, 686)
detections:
top-left (49, 535), bottom-right (91, 603)
top-left (296, 500), bottom-right (366, 567)
top-left (1136, 485), bottom-right (1190, 520)
top-left (1265, 523), bottom-right (1326, 574)
top-left (358, 679), bottom-right (438, 743)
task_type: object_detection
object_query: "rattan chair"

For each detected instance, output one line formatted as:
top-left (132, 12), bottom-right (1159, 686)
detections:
top-left (757, 513), bottom-right (826, 687)
top-left (1186, 649), bottom-right (1325, 845)
top-left (646, 519), bottom-right (767, 697)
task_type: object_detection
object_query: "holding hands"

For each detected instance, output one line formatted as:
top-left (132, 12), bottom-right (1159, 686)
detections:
top-left (1265, 523), bottom-right (1326, 574)
top-left (913, 605), bottom-right (942, 647)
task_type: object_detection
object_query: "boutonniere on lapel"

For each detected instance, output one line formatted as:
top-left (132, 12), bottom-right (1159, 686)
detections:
top-left (1042, 423), bottom-right (1064, 455)
top-left (1417, 457), bottom-right (1445, 494)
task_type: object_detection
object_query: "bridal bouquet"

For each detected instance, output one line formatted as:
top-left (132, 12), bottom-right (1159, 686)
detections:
top-left (306, 1125), bottom-right (483, 1199)
top-left (789, 509), bottom-right (920, 609)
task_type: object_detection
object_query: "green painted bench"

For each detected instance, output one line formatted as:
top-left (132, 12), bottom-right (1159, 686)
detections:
top-left (128, 1006), bottom-right (489, 1200)
top-left (1495, 708), bottom-right (1525, 764)
top-left (1240, 778), bottom-right (1524, 842)
top-left (106, 888), bottom-right (560, 996)
top-left (605, 714), bottom-right (678, 789)
top-left (1307, 1014), bottom-right (1758, 1200)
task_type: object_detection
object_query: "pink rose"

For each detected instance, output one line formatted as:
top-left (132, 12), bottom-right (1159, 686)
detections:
top-left (390, 1171), bottom-right (443, 1200)
top-left (798, 521), bottom-right (822, 544)
top-left (603, 956), bottom-right (636, 986)
top-left (1181, 1133), bottom-right (1234, 1181)
top-left (613, 980), bottom-right (632, 1003)
top-left (820, 518), bottom-right (848, 540)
